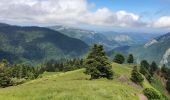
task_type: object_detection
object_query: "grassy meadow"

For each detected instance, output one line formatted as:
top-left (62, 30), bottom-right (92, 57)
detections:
top-left (0, 63), bottom-right (155, 100)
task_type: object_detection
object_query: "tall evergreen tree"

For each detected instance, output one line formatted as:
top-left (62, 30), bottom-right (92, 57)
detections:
top-left (140, 60), bottom-right (150, 75)
top-left (0, 65), bottom-right (11, 87)
top-left (140, 60), bottom-right (152, 82)
top-left (150, 61), bottom-right (158, 76)
top-left (127, 54), bottom-right (134, 64)
top-left (113, 53), bottom-right (125, 64)
top-left (85, 44), bottom-right (113, 79)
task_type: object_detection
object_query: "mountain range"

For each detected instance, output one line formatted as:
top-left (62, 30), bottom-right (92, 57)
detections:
top-left (130, 32), bottom-right (170, 67)
top-left (0, 23), bottom-right (88, 64)
top-left (0, 23), bottom-right (169, 67)
top-left (49, 25), bottom-right (159, 51)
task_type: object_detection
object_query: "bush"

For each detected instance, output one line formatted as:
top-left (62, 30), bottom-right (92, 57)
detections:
top-left (11, 78), bottom-right (26, 86)
top-left (143, 88), bottom-right (161, 100)
top-left (130, 66), bottom-right (144, 85)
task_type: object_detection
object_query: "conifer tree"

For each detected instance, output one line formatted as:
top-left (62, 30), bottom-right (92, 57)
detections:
top-left (0, 65), bottom-right (11, 87)
top-left (130, 66), bottom-right (144, 85)
top-left (140, 60), bottom-right (152, 82)
top-left (140, 60), bottom-right (150, 75)
top-left (113, 53), bottom-right (125, 64)
top-left (127, 54), bottom-right (134, 64)
top-left (150, 61), bottom-right (158, 76)
top-left (85, 44), bottom-right (113, 79)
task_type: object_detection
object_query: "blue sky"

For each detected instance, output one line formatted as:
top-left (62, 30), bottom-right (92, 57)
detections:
top-left (89, 0), bottom-right (170, 20)
top-left (84, 0), bottom-right (170, 32)
top-left (0, 0), bottom-right (170, 33)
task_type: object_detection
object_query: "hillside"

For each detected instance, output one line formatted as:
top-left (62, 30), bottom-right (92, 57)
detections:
top-left (101, 31), bottom-right (159, 46)
top-left (0, 63), bottom-right (165, 100)
top-left (49, 25), bottom-right (159, 52)
top-left (49, 25), bottom-right (119, 51)
top-left (0, 24), bottom-right (88, 64)
top-left (130, 32), bottom-right (170, 66)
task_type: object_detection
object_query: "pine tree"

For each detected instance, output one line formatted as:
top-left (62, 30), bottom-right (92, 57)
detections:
top-left (140, 60), bottom-right (152, 82)
top-left (166, 79), bottom-right (170, 93)
top-left (161, 65), bottom-right (170, 80)
top-left (130, 66), bottom-right (144, 85)
top-left (161, 64), bottom-right (167, 73)
top-left (150, 61), bottom-right (158, 76)
top-left (140, 60), bottom-right (150, 75)
top-left (127, 54), bottom-right (134, 64)
top-left (85, 44), bottom-right (113, 79)
top-left (113, 53), bottom-right (125, 64)
top-left (0, 66), bottom-right (11, 87)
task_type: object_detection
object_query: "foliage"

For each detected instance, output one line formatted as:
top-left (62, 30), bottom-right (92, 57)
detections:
top-left (139, 60), bottom-right (152, 82)
top-left (0, 67), bottom-right (11, 87)
top-left (149, 61), bottom-right (158, 76)
top-left (161, 64), bottom-right (170, 79)
top-left (166, 79), bottom-right (170, 93)
top-left (0, 57), bottom-right (87, 88)
top-left (127, 54), bottom-right (134, 64)
top-left (0, 25), bottom-right (88, 65)
top-left (11, 78), bottom-right (26, 86)
top-left (130, 66), bottom-right (144, 85)
top-left (0, 59), bottom-right (41, 87)
top-left (41, 58), bottom-right (84, 72)
top-left (113, 53), bottom-right (125, 64)
top-left (10, 64), bottom-right (38, 79)
top-left (160, 64), bottom-right (170, 94)
top-left (143, 88), bottom-right (162, 100)
top-left (0, 63), bottom-right (140, 100)
top-left (85, 44), bottom-right (113, 79)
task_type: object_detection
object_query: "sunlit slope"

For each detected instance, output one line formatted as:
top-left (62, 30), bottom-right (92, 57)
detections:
top-left (0, 63), bottom-right (147, 100)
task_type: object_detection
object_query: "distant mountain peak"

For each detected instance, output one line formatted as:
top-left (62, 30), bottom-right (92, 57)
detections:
top-left (144, 39), bottom-right (158, 48)
top-left (0, 23), bottom-right (9, 27)
top-left (160, 48), bottom-right (170, 65)
top-left (156, 32), bottom-right (170, 42)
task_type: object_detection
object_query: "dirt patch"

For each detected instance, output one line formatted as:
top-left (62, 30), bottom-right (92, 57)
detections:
top-left (128, 82), bottom-right (142, 89)
top-left (138, 94), bottom-right (148, 100)
top-left (118, 75), bottom-right (128, 82)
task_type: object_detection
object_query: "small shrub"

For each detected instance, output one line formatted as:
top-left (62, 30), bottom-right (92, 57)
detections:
top-left (11, 78), bottom-right (26, 86)
top-left (143, 88), bottom-right (161, 100)
top-left (130, 66), bottom-right (144, 85)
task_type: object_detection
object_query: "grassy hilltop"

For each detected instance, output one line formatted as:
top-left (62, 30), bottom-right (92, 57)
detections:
top-left (0, 63), bottom-right (161, 100)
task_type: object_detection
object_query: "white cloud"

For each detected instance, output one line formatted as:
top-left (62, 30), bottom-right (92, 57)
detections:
top-left (0, 0), bottom-right (168, 29)
top-left (0, 0), bottom-right (145, 27)
top-left (152, 16), bottom-right (170, 28)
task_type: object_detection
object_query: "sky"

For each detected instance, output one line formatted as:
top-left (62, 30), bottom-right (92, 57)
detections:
top-left (0, 0), bottom-right (170, 33)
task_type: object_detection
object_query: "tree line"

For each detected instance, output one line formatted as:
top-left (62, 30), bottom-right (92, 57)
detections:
top-left (0, 58), bottom-right (85, 88)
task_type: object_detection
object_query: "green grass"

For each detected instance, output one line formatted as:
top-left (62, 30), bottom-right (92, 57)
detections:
top-left (0, 63), bottom-right (147, 100)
